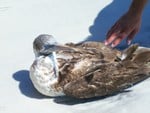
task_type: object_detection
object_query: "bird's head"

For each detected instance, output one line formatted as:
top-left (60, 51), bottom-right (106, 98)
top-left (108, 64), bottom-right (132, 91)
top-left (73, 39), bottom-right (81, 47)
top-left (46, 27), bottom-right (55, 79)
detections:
top-left (33, 34), bottom-right (72, 57)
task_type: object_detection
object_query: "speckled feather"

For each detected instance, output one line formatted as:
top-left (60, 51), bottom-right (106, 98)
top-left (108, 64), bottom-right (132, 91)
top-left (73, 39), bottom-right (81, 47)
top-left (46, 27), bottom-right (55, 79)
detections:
top-left (63, 45), bottom-right (150, 98)
top-left (53, 42), bottom-right (121, 92)
top-left (30, 35), bottom-right (150, 98)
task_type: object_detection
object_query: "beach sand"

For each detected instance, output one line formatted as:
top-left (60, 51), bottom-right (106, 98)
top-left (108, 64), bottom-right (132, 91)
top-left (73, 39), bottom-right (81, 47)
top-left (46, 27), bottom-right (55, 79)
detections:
top-left (0, 0), bottom-right (150, 113)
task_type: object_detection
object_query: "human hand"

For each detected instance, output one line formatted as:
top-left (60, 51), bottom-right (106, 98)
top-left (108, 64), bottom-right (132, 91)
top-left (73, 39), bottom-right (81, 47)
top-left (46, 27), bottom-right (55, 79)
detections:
top-left (105, 12), bottom-right (141, 47)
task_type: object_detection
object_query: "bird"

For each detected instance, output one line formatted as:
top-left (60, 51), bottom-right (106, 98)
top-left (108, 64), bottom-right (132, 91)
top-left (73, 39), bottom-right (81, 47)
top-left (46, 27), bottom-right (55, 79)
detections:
top-left (30, 34), bottom-right (150, 98)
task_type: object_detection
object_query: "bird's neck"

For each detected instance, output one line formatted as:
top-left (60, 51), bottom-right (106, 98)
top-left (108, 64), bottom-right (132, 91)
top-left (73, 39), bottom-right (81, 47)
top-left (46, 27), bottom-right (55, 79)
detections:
top-left (50, 52), bottom-right (59, 78)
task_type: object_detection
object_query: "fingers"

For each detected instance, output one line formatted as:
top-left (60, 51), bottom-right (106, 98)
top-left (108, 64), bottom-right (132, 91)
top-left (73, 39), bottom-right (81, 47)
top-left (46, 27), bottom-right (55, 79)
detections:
top-left (111, 36), bottom-right (124, 47)
top-left (105, 22), bottom-right (123, 47)
top-left (105, 30), bottom-right (136, 47)
top-left (105, 34), bottom-right (125, 48)
top-left (107, 22), bottom-right (120, 38)
top-left (127, 30), bottom-right (138, 45)
top-left (105, 33), bottom-right (117, 45)
top-left (105, 32), bottom-right (127, 47)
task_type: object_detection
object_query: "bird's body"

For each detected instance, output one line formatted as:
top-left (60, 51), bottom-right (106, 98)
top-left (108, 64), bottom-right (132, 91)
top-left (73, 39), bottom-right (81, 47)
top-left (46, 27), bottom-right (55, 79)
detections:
top-left (30, 34), bottom-right (150, 98)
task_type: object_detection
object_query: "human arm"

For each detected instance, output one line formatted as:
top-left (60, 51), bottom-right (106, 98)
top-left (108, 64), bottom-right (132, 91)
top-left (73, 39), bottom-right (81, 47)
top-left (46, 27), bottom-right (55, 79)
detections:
top-left (105, 0), bottom-right (148, 47)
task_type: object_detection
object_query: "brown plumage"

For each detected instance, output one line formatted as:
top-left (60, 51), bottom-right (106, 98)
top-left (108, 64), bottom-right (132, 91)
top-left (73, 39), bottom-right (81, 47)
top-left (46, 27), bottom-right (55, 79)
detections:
top-left (30, 34), bottom-right (150, 98)
top-left (63, 45), bottom-right (150, 98)
top-left (53, 42), bottom-right (121, 91)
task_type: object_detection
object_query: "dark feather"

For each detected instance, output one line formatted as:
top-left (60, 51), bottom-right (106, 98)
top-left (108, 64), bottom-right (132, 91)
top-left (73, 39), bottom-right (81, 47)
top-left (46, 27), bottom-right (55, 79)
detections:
top-left (61, 43), bottom-right (150, 98)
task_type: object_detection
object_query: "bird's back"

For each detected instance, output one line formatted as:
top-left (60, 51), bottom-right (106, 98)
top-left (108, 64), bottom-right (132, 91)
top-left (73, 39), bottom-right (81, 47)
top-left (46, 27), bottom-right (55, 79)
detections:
top-left (63, 46), bottom-right (150, 98)
top-left (54, 41), bottom-right (121, 88)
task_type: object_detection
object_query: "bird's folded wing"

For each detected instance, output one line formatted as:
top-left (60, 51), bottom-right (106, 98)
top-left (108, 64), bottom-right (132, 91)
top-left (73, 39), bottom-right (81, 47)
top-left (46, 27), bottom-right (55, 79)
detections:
top-left (64, 61), bottom-right (150, 99)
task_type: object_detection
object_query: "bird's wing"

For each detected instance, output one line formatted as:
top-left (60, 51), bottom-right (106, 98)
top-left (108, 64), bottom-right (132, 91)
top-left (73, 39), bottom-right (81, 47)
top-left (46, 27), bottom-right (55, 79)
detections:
top-left (65, 41), bottom-right (121, 62)
top-left (63, 63), bottom-right (106, 99)
top-left (64, 61), bottom-right (150, 99)
top-left (67, 41), bottom-right (119, 53)
top-left (132, 50), bottom-right (150, 65)
top-left (120, 44), bottom-right (139, 60)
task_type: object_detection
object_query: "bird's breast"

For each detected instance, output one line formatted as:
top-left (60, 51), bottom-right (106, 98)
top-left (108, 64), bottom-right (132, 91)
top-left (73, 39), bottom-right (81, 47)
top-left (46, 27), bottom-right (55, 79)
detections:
top-left (30, 56), bottom-right (64, 97)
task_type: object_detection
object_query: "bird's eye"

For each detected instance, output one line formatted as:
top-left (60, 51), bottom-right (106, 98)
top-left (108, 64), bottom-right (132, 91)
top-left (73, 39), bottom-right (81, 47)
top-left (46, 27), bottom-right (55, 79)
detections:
top-left (44, 44), bottom-right (55, 49)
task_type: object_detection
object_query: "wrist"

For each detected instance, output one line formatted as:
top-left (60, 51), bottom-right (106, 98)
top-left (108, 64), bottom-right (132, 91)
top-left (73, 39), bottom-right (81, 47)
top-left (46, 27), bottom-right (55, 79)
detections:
top-left (128, 8), bottom-right (142, 18)
top-left (128, 0), bottom-right (147, 16)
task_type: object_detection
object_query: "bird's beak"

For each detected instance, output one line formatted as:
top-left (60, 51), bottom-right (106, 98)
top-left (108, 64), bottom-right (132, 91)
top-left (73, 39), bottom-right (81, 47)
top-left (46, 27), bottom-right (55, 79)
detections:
top-left (54, 44), bottom-right (73, 51)
top-left (39, 44), bottom-right (73, 56)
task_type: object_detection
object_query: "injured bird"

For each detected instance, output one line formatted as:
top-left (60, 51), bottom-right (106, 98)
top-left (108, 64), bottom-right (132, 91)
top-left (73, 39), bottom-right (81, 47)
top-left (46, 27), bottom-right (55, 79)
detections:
top-left (30, 34), bottom-right (150, 98)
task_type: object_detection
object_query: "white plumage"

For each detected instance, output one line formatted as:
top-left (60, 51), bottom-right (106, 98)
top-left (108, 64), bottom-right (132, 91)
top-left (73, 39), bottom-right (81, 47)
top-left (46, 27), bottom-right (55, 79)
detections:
top-left (30, 55), bottom-right (64, 97)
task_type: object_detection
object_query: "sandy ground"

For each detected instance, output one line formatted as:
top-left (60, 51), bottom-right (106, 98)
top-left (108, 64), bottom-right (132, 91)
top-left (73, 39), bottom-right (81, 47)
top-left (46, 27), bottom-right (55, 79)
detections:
top-left (0, 0), bottom-right (150, 113)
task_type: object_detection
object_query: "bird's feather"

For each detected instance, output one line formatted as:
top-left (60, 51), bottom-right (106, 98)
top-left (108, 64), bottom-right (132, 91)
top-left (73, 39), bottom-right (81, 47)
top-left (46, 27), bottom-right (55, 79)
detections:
top-left (30, 35), bottom-right (150, 98)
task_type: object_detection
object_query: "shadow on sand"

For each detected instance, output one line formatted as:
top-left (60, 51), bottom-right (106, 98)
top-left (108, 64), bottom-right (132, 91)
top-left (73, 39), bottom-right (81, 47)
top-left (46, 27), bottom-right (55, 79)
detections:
top-left (12, 69), bottom-right (131, 105)
top-left (12, 70), bottom-right (107, 103)
top-left (53, 90), bottom-right (131, 105)
top-left (13, 70), bottom-right (48, 99)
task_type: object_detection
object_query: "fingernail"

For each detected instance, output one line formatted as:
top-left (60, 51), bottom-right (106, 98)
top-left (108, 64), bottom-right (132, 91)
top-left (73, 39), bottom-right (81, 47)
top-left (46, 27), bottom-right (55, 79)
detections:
top-left (127, 40), bottom-right (131, 45)
top-left (111, 43), bottom-right (115, 48)
top-left (104, 41), bottom-right (108, 45)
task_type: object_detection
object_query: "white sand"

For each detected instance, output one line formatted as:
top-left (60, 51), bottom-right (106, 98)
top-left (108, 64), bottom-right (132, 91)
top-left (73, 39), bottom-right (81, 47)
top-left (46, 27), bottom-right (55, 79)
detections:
top-left (0, 0), bottom-right (150, 113)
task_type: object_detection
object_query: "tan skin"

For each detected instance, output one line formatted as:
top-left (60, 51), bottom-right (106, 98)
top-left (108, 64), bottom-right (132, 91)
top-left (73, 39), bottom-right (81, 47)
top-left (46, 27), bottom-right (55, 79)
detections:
top-left (105, 0), bottom-right (148, 47)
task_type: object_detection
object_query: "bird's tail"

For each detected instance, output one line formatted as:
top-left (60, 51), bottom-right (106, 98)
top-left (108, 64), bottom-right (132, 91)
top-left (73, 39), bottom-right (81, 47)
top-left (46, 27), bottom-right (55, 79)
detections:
top-left (132, 50), bottom-right (150, 65)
